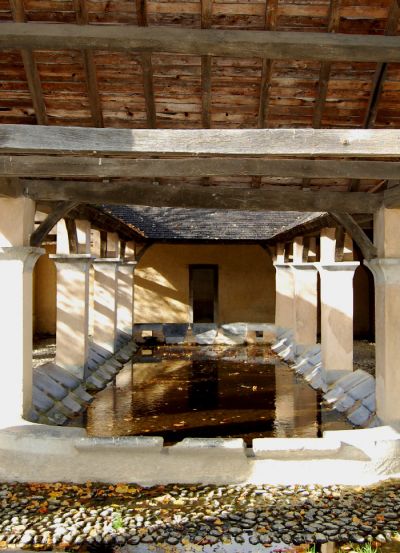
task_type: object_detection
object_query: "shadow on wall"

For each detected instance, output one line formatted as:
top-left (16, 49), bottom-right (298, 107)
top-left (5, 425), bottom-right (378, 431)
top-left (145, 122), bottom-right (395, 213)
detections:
top-left (134, 244), bottom-right (276, 324)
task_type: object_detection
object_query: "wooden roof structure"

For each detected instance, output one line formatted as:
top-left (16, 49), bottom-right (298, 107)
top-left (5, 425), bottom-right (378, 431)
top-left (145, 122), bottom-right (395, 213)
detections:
top-left (1, 0), bottom-right (400, 253)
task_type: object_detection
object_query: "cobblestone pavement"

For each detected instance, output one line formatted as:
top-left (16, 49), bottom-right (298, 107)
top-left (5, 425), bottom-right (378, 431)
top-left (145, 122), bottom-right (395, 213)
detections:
top-left (0, 481), bottom-right (398, 551)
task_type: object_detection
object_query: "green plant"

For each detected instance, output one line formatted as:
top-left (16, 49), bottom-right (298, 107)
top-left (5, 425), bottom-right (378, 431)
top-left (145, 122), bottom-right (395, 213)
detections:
top-left (349, 544), bottom-right (378, 553)
top-left (111, 512), bottom-right (124, 530)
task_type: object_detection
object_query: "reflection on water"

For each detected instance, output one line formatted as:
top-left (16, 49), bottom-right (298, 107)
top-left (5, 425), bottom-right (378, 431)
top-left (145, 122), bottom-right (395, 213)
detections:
top-left (86, 345), bottom-right (351, 444)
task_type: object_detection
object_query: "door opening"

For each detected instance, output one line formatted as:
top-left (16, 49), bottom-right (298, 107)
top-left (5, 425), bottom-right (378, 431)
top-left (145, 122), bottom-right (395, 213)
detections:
top-left (189, 265), bottom-right (218, 323)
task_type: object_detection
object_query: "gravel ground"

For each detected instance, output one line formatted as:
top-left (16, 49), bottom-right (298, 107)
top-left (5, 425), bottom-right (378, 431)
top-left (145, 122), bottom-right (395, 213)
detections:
top-left (353, 341), bottom-right (375, 377)
top-left (0, 481), bottom-right (398, 551)
top-left (32, 336), bottom-right (56, 369)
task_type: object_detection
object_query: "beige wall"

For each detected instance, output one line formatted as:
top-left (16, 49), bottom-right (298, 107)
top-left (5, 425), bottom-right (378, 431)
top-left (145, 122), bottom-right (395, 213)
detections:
top-left (134, 244), bottom-right (275, 323)
top-left (33, 244), bottom-right (57, 335)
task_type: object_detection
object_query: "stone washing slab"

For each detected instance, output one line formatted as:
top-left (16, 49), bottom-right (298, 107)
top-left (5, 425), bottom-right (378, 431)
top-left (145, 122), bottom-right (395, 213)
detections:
top-left (39, 363), bottom-right (81, 390)
top-left (163, 323), bottom-right (188, 344)
top-left (32, 386), bottom-right (54, 412)
top-left (33, 371), bottom-right (68, 402)
top-left (347, 403), bottom-right (372, 426)
top-left (192, 324), bottom-right (218, 345)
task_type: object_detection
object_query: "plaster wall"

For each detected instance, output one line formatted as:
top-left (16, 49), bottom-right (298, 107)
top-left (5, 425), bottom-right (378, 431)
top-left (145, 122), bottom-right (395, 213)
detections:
top-left (134, 244), bottom-right (275, 324)
top-left (33, 244), bottom-right (57, 335)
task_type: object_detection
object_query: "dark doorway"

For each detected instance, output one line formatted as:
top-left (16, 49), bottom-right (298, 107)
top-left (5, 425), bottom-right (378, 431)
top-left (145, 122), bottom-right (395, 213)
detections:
top-left (189, 265), bottom-right (218, 323)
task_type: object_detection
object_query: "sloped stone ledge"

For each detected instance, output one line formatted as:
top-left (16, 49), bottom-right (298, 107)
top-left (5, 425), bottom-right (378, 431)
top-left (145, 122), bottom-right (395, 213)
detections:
top-left (29, 339), bottom-right (137, 426)
top-left (271, 326), bottom-right (380, 430)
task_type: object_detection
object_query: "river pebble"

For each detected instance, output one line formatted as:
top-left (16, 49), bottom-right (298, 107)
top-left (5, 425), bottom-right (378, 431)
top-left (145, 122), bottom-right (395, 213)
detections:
top-left (0, 481), bottom-right (398, 550)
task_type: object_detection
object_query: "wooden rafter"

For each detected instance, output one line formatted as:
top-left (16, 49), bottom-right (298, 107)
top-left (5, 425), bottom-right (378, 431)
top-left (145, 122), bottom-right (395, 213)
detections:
top-left (348, 0), bottom-right (400, 192)
top-left (5, 156), bottom-right (400, 180)
top-left (72, 0), bottom-right (103, 127)
top-left (364, 0), bottom-right (400, 129)
top-left (312, 0), bottom-right (341, 129)
top-left (201, 0), bottom-right (213, 129)
top-left (136, 0), bottom-right (157, 129)
top-left (9, 1), bottom-right (47, 125)
top-left (257, 0), bottom-right (278, 129)
top-left (5, 125), bottom-right (400, 157)
top-left (303, 0), bottom-right (341, 189)
top-left (17, 179), bottom-right (382, 213)
top-left (4, 24), bottom-right (400, 63)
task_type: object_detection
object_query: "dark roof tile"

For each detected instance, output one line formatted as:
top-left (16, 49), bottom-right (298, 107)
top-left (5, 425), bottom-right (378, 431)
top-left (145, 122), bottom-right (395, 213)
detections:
top-left (100, 205), bottom-right (323, 241)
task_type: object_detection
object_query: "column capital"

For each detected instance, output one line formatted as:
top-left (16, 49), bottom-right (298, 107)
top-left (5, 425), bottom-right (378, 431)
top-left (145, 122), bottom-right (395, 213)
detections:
top-left (50, 253), bottom-right (94, 262)
top-left (0, 246), bottom-right (44, 272)
top-left (365, 257), bottom-right (400, 285)
top-left (314, 261), bottom-right (359, 273)
top-left (93, 257), bottom-right (121, 265)
top-left (273, 262), bottom-right (292, 269)
top-left (290, 262), bottom-right (318, 271)
top-left (119, 260), bottom-right (137, 267)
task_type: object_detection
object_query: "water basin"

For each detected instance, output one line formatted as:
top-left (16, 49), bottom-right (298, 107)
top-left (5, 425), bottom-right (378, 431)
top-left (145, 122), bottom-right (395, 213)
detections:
top-left (86, 344), bottom-right (351, 443)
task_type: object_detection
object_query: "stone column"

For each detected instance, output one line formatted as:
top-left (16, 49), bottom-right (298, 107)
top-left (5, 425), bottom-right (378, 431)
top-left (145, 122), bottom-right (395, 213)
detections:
top-left (93, 259), bottom-right (120, 354)
top-left (365, 206), bottom-right (400, 423)
top-left (274, 262), bottom-right (295, 330)
top-left (52, 255), bottom-right (93, 379)
top-left (0, 196), bottom-right (41, 426)
top-left (316, 262), bottom-right (359, 379)
top-left (51, 218), bottom-right (93, 378)
top-left (291, 263), bottom-right (318, 346)
top-left (0, 247), bottom-right (43, 426)
top-left (117, 261), bottom-right (137, 340)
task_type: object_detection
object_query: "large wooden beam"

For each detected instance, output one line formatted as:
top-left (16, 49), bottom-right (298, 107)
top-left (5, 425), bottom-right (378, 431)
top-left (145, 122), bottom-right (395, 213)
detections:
top-left (4, 24), bottom-right (400, 63)
top-left (17, 179), bottom-right (382, 213)
top-left (3, 125), bottom-right (400, 157)
top-left (0, 177), bottom-right (23, 198)
top-left (4, 155), bottom-right (400, 180)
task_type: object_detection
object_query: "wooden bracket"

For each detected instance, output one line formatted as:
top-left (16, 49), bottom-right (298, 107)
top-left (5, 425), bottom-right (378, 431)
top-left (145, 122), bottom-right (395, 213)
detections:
top-left (30, 200), bottom-right (79, 247)
top-left (329, 211), bottom-right (377, 261)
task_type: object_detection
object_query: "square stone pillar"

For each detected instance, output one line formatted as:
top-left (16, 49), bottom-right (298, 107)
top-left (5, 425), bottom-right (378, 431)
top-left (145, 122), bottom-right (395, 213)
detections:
top-left (51, 254), bottom-right (93, 379)
top-left (366, 258), bottom-right (400, 424)
top-left (0, 247), bottom-right (43, 426)
top-left (117, 261), bottom-right (137, 339)
top-left (366, 205), bottom-right (400, 423)
top-left (291, 263), bottom-right (318, 346)
top-left (93, 259), bottom-right (120, 354)
top-left (274, 263), bottom-right (295, 330)
top-left (315, 262), bottom-right (359, 379)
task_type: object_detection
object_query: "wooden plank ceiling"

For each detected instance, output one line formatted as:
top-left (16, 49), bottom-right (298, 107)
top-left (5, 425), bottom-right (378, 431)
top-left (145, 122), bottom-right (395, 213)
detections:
top-left (1, 0), bottom-right (400, 196)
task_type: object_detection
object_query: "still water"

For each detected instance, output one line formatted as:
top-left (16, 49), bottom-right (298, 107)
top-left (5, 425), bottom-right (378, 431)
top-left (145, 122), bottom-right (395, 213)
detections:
top-left (86, 345), bottom-right (351, 443)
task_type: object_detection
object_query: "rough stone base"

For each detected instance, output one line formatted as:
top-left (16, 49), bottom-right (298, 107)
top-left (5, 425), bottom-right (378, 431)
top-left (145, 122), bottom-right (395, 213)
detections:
top-left (0, 424), bottom-right (399, 486)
